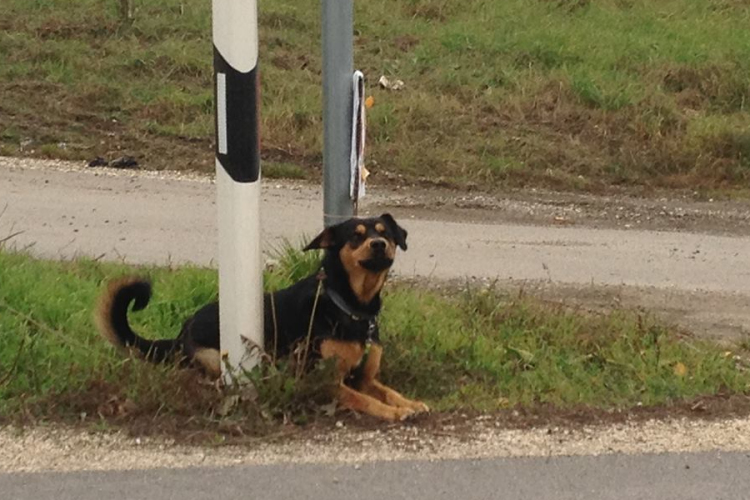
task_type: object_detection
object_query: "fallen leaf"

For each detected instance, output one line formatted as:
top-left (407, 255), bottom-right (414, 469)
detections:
top-left (239, 383), bottom-right (259, 403)
top-left (97, 396), bottom-right (137, 418)
top-left (507, 346), bottom-right (535, 365)
top-left (320, 401), bottom-right (338, 417)
top-left (216, 394), bottom-right (240, 417)
top-left (673, 362), bottom-right (688, 377)
top-left (378, 75), bottom-right (405, 91)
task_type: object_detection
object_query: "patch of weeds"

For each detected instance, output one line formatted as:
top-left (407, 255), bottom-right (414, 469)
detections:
top-left (38, 142), bottom-right (80, 161)
top-left (264, 242), bottom-right (322, 291)
top-left (264, 161), bottom-right (307, 180)
top-left (570, 73), bottom-right (635, 111)
top-left (513, 44), bottom-right (582, 70)
top-left (403, 0), bottom-right (460, 21)
top-left (661, 62), bottom-right (750, 113)
top-left (243, 357), bottom-right (337, 424)
top-left (0, 144), bottom-right (18, 156)
top-left (481, 154), bottom-right (525, 181)
top-left (0, 125), bottom-right (21, 143)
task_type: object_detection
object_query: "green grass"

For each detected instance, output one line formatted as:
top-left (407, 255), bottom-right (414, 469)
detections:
top-left (382, 286), bottom-right (749, 411)
top-left (1, 246), bottom-right (749, 433)
top-left (3, 0), bottom-right (750, 192)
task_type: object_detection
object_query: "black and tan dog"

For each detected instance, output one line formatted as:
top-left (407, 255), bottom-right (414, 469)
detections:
top-left (95, 214), bottom-right (428, 421)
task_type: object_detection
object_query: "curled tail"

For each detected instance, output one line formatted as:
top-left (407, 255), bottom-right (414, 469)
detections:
top-left (95, 277), bottom-right (180, 363)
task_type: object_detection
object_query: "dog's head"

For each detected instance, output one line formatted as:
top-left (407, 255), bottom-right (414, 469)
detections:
top-left (304, 214), bottom-right (408, 303)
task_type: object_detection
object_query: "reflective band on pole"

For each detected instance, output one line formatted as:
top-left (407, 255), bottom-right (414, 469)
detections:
top-left (216, 72), bottom-right (228, 155)
top-left (214, 47), bottom-right (260, 183)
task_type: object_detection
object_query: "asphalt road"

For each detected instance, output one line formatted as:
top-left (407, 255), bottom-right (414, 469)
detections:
top-left (4, 451), bottom-right (749, 500)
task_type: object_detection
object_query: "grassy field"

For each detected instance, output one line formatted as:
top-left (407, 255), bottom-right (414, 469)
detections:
top-left (1, 245), bottom-right (749, 434)
top-left (2, 0), bottom-right (750, 193)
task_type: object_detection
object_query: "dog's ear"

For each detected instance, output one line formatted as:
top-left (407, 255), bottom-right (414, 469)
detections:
top-left (303, 227), bottom-right (336, 251)
top-left (380, 213), bottom-right (408, 251)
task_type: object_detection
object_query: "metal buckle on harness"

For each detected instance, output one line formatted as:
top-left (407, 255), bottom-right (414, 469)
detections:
top-left (358, 319), bottom-right (377, 366)
top-left (365, 319), bottom-right (376, 351)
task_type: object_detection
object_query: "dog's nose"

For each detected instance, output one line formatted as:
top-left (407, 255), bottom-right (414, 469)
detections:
top-left (370, 239), bottom-right (386, 251)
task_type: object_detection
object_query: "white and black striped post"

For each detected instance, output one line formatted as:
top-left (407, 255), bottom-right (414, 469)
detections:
top-left (212, 0), bottom-right (263, 377)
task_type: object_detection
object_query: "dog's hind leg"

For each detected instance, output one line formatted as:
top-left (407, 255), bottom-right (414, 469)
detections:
top-left (359, 344), bottom-right (430, 414)
top-left (320, 339), bottom-right (414, 422)
top-left (192, 348), bottom-right (221, 378)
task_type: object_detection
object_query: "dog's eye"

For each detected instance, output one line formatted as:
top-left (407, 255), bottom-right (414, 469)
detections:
top-left (350, 232), bottom-right (365, 246)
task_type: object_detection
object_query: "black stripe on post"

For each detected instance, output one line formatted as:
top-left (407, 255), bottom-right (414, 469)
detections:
top-left (213, 47), bottom-right (260, 183)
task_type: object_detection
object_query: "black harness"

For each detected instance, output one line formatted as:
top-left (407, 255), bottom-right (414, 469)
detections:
top-left (318, 270), bottom-right (378, 368)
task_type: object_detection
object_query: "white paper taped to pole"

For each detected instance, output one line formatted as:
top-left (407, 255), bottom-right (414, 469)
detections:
top-left (350, 70), bottom-right (367, 204)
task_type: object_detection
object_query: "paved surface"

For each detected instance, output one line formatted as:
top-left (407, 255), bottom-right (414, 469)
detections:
top-left (2, 159), bottom-right (749, 292)
top-left (2, 157), bottom-right (750, 340)
top-left (3, 451), bottom-right (749, 500)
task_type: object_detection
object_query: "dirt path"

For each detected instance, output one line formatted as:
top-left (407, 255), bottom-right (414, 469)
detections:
top-left (2, 156), bottom-right (750, 342)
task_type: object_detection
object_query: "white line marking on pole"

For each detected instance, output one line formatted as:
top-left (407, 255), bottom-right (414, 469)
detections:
top-left (216, 72), bottom-right (228, 155)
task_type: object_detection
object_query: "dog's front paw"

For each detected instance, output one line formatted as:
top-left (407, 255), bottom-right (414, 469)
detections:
top-left (410, 400), bottom-right (430, 414)
top-left (391, 406), bottom-right (416, 421)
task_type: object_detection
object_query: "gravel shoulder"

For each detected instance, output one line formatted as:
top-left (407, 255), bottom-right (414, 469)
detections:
top-left (381, 185), bottom-right (750, 237)
top-left (4, 415), bottom-right (750, 473)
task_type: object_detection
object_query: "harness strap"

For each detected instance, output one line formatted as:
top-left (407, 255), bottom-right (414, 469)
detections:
top-left (325, 286), bottom-right (377, 322)
top-left (317, 267), bottom-right (378, 370)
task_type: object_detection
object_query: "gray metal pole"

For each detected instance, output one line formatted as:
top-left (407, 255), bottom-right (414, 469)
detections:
top-left (322, 0), bottom-right (354, 227)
